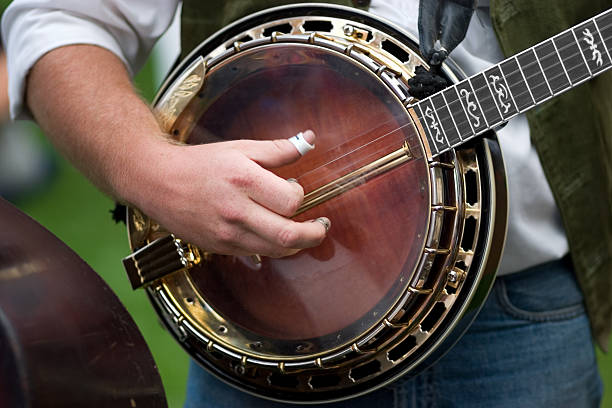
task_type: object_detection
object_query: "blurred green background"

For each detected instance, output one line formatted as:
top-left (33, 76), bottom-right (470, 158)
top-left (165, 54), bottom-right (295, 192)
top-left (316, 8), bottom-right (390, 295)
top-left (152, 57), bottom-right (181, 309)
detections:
top-left (3, 11), bottom-right (612, 408)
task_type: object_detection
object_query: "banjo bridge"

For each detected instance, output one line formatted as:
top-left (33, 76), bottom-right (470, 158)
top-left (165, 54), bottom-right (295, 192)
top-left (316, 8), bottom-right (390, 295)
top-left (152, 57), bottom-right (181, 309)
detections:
top-left (295, 141), bottom-right (413, 215)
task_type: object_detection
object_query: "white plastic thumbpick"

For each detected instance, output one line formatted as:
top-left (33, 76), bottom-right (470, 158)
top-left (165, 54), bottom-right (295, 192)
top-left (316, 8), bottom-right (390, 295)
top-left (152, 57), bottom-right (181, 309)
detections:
top-left (288, 132), bottom-right (315, 156)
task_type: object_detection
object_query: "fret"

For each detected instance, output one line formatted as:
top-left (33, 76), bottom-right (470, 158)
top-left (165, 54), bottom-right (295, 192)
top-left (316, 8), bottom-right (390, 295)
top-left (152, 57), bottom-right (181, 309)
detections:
top-left (414, 106), bottom-right (436, 153)
top-left (594, 11), bottom-right (612, 64)
top-left (534, 40), bottom-right (570, 94)
top-left (500, 57), bottom-right (534, 111)
top-left (455, 80), bottom-right (487, 134)
top-left (430, 97), bottom-right (451, 147)
top-left (553, 31), bottom-right (590, 84)
top-left (484, 77), bottom-right (505, 120)
top-left (416, 101), bottom-right (450, 153)
top-left (443, 86), bottom-right (473, 140)
top-left (550, 39), bottom-right (572, 86)
top-left (470, 73), bottom-right (503, 127)
top-left (534, 50), bottom-right (554, 95)
top-left (440, 91), bottom-right (464, 142)
top-left (574, 20), bottom-right (612, 74)
top-left (500, 67), bottom-right (518, 113)
top-left (484, 65), bottom-right (518, 120)
top-left (431, 93), bottom-right (461, 145)
top-left (516, 56), bottom-right (537, 105)
top-left (516, 49), bottom-right (551, 102)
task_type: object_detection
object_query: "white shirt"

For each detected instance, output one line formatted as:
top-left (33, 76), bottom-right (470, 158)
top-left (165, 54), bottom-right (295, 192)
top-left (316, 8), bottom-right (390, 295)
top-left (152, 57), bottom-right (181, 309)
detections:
top-left (1, 0), bottom-right (569, 275)
top-left (1, 0), bottom-right (181, 119)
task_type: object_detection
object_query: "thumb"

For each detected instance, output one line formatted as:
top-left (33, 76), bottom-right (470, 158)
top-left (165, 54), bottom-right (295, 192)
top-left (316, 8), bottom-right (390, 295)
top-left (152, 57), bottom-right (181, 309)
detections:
top-left (235, 130), bottom-right (316, 168)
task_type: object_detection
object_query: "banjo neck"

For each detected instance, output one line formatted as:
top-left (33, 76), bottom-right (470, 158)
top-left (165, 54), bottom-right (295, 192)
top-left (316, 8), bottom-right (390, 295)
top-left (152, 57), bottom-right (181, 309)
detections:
top-left (414, 8), bottom-right (612, 157)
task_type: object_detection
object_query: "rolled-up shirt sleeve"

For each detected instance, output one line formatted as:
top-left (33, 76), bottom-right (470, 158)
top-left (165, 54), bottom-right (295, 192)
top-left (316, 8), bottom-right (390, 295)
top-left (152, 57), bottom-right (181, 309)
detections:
top-left (1, 0), bottom-right (180, 119)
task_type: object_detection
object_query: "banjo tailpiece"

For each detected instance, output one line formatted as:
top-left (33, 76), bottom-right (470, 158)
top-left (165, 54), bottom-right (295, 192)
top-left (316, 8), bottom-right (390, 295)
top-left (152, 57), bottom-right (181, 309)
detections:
top-left (123, 4), bottom-right (507, 404)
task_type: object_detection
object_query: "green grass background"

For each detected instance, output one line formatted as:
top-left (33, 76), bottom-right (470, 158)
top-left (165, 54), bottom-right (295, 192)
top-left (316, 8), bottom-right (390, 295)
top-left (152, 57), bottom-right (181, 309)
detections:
top-left (8, 53), bottom-right (612, 408)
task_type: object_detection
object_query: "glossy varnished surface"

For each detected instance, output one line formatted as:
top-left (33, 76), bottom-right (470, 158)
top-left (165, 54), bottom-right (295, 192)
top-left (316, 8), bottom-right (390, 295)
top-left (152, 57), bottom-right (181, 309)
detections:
top-left (177, 45), bottom-right (431, 344)
top-left (0, 198), bottom-right (167, 407)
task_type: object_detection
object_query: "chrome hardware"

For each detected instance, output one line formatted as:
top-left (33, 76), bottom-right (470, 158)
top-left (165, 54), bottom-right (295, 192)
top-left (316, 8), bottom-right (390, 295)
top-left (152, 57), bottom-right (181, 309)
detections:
top-left (343, 24), bottom-right (369, 41)
top-left (447, 268), bottom-right (467, 288)
top-left (123, 234), bottom-right (201, 289)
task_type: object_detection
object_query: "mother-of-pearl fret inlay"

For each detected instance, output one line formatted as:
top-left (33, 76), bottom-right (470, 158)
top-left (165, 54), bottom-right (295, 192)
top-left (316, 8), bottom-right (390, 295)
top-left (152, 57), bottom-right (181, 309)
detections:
top-left (582, 28), bottom-right (604, 67)
top-left (424, 106), bottom-right (444, 143)
top-left (489, 74), bottom-right (511, 113)
top-left (459, 88), bottom-right (481, 127)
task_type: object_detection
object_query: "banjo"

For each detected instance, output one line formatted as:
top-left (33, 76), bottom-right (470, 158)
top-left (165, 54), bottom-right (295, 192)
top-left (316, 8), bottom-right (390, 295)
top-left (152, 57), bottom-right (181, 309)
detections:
top-left (122, 4), bottom-right (611, 403)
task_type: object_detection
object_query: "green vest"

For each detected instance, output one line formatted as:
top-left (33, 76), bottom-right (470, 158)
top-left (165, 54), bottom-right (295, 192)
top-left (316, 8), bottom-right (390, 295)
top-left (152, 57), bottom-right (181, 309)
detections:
top-left (490, 0), bottom-right (612, 351)
top-left (180, 0), bottom-right (612, 350)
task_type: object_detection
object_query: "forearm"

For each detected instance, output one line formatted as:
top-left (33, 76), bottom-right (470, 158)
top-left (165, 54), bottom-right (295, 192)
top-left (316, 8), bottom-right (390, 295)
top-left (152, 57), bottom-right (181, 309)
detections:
top-left (26, 44), bottom-right (165, 202)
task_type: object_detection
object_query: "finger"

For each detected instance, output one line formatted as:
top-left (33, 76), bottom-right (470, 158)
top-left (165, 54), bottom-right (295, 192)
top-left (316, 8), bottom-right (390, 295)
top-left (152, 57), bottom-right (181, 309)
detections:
top-left (215, 215), bottom-right (330, 258)
top-left (242, 205), bottom-right (330, 256)
top-left (242, 164), bottom-right (305, 216)
top-left (287, 131), bottom-right (315, 156)
top-left (218, 232), bottom-right (301, 258)
top-left (233, 130), bottom-right (316, 168)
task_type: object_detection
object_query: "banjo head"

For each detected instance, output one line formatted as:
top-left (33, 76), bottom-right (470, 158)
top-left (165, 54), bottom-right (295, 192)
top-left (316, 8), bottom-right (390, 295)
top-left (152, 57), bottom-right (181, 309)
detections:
top-left (125, 4), bottom-right (507, 403)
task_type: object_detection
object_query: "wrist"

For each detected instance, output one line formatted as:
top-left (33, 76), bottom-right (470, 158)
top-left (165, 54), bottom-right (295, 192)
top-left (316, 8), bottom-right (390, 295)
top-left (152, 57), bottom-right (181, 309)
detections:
top-left (111, 132), bottom-right (177, 210)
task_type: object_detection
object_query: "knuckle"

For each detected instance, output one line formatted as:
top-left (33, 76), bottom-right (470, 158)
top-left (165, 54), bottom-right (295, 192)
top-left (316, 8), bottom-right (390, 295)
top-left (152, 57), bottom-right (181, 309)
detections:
top-left (283, 193), bottom-right (302, 215)
top-left (276, 226), bottom-right (300, 249)
top-left (228, 173), bottom-right (255, 190)
top-left (215, 228), bottom-right (236, 246)
top-left (271, 139), bottom-right (289, 156)
top-left (218, 205), bottom-right (244, 224)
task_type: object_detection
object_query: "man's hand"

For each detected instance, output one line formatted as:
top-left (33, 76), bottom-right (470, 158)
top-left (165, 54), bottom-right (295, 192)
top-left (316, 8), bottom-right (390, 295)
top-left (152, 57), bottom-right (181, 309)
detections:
top-left (26, 45), bottom-right (329, 258)
top-left (132, 131), bottom-right (329, 257)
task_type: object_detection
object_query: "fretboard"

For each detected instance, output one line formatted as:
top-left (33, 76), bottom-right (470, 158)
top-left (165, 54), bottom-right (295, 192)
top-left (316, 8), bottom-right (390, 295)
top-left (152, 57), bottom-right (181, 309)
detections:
top-left (413, 8), bottom-right (612, 156)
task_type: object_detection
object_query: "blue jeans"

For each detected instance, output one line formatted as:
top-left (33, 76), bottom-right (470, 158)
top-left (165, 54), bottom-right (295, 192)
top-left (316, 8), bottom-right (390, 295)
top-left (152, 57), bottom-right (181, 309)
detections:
top-left (184, 257), bottom-right (602, 407)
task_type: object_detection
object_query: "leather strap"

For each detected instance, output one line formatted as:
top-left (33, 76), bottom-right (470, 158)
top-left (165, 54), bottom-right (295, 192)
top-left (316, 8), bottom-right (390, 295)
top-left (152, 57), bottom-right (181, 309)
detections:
top-left (418, 0), bottom-right (476, 66)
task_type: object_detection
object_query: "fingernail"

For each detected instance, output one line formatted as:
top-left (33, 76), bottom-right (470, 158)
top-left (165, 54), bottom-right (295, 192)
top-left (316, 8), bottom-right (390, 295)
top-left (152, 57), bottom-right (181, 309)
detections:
top-left (313, 217), bottom-right (331, 233)
top-left (288, 130), bottom-right (315, 156)
top-left (286, 178), bottom-right (298, 183)
top-left (301, 129), bottom-right (315, 144)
